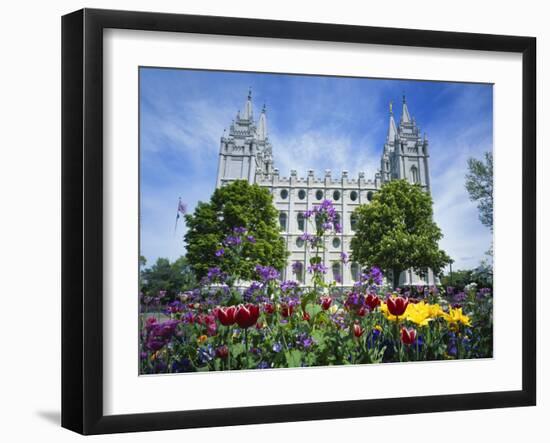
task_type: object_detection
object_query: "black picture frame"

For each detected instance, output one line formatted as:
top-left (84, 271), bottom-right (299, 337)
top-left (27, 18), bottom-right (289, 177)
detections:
top-left (61, 8), bottom-right (537, 435)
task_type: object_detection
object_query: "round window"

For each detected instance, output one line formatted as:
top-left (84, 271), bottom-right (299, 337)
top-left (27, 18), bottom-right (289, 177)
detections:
top-left (367, 191), bottom-right (374, 201)
top-left (333, 190), bottom-right (341, 201)
top-left (296, 237), bottom-right (305, 248)
top-left (298, 189), bottom-right (306, 200)
top-left (350, 190), bottom-right (358, 201)
top-left (280, 189), bottom-right (289, 199)
top-left (315, 190), bottom-right (323, 200)
top-left (332, 237), bottom-right (341, 248)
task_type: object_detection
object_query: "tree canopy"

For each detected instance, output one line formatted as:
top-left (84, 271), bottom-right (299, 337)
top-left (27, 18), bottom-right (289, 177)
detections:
top-left (184, 180), bottom-right (287, 280)
top-left (140, 256), bottom-right (197, 299)
top-left (350, 180), bottom-right (450, 288)
top-left (465, 151), bottom-right (493, 231)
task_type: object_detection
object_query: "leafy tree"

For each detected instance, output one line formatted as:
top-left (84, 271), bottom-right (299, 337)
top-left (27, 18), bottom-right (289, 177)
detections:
top-left (350, 180), bottom-right (450, 288)
top-left (465, 151), bottom-right (493, 230)
top-left (140, 256), bottom-right (197, 299)
top-left (184, 180), bottom-right (287, 280)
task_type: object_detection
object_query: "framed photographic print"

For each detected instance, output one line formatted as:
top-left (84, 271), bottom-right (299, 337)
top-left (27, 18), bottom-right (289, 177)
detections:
top-left (61, 8), bottom-right (536, 435)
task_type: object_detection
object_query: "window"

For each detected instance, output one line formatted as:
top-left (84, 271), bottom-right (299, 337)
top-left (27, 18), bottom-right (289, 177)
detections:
top-left (350, 190), bottom-right (358, 201)
top-left (410, 166), bottom-right (419, 184)
top-left (297, 212), bottom-right (305, 231)
top-left (293, 261), bottom-right (304, 282)
top-left (335, 212), bottom-right (341, 226)
top-left (280, 189), bottom-right (289, 199)
top-left (333, 190), bottom-right (341, 201)
top-left (315, 190), bottom-right (323, 200)
top-left (332, 262), bottom-right (342, 283)
top-left (367, 191), bottom-right (374, 201)
top-left (296, 237), bottom-right (305, 248)
top-left (315, 213), bottom-right (323, 231)
top-left (350, 214), bottom-right (357, 231)
top-left (351, 263), bottom-right (360, 282)
top-left (298, 189), bottom-right (306, 200)
top-left (279, 212), bottom-right (287, 231)
top-left (332, 237), bottom-right (341, 248)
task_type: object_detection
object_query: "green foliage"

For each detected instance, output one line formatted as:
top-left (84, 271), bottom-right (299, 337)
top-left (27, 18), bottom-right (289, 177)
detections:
top-left (140, 256), bottom-right (197, 299)
top-left (184, 180), bottom-right (287, 279)
top-left (350, 180), bottom-right (450, 287)
top-left (440, 267), bottom-right (493, 289)
top-left (465, 151), bottom-right (493, 230)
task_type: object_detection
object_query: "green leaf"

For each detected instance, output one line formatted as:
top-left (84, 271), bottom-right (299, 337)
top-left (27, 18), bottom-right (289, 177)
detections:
top-left (285, 350), bottom-right (303, 368)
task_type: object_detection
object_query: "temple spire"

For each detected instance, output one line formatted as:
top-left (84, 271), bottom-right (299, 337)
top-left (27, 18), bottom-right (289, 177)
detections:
top-left (244, 87), bottom-right (253, 120)
top-left (387, 100), bottom-right (397, 142)
top-left (257, 104), bottom-right (268, 141)
top-left (401, 94), bottom-right (411, 124)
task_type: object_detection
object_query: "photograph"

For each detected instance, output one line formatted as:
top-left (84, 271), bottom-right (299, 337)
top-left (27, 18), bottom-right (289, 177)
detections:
top-left (138, 68), bottom-right (494, 374)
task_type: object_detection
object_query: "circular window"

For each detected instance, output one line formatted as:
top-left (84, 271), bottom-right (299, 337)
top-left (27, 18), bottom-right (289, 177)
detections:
top-left (350, 190), bottom-right (358, 201)
top-left (296, 237), bottom-right (305, 248)
top-left (315, 190), bottom-right (323, 200)
top-left (332, 237), bottom-right (341, 248)
top-left (280, 189), bottom-right (289, 199)
top-left (367, 191), bottom-right (374, 201)
top-left (333, 190), bottom-right (341, 201)
top-left (298, 189), bottom-right (306, 200)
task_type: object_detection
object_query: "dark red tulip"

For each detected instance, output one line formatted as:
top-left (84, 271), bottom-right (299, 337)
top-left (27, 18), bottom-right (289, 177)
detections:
top-left (235, 304), bottom-right (260, 328)
top-left (302, 311), bottom-right (311, 321)
top-left (320, 296), bottom-right (332, 310)
top-left (353, 323), bottom-right (364, 338)
top-left (215, 345), bottom-right (229, 359)
top-left (264, 303), bottom-right (275, 314)
top-left (216, 306), bottom-right (236, 326)
top-left (387, 296), bottom-right (409, 317)
top-left (357, 306), bottom-right (367, 317)
top-left (281, 303), bottom-right (294, 318)
top-left (365, 294), bottom-right (381, 311)
top-left (401, 327), bottom-right (417, 345)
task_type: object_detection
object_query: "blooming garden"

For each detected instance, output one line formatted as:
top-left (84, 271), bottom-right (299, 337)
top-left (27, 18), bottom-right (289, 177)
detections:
top-left (140, 200), bottom-right (493, 374)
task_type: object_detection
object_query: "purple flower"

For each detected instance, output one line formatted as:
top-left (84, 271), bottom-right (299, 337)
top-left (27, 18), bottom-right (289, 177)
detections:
top-left (307, 263), bottom-right (327, 274)
top-left (255, 264), bottom-right (280, 282)
top-left (334, 222), bottom-right (343, 233)
top-left (446, 286), bottom-right (455, 295)
top-left (207, 266), bottom-right (226, 282)
top-left (215, 248), bottom-right (225, 257)
top-left (303, 209), bottom-right (314, 219)
top-left (292, 261), bottom-right (303, 274)
top-left (246, 235), bottom-right (256, 243)
top-left (272, 342), bottom-right (282, 353)
top-left (233, 226), bottom-right (247, 234)
top-left (280, 280), bottom-right (299, 292)
top-left (340, 252), bottom-right (349, 264)
top-left (224, 235), bottom-right (242, 246)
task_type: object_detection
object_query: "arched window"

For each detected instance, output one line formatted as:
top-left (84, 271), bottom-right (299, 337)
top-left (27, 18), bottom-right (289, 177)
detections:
top-left (350, 213), bottom-right (358, 231)
top-left (293, 261), bottom-right (304, 282)
top-left (296, 237), bottom-right (305, 248)
top-left (332, 237), bottom-right (341, 248)
top-left (280, 189), bottom-right (289, 199)
top-left (298, 189), bottom-right (306, 200)
top-left (351, 263), bottom-right (360, 282)
top-left (332, 262), bottom-right (342, 283)
top-left (335, 212), bottom-right (341, 226)
top-left (315, 190), bottom-right (323, 200)
top-left (279, 212), bottom-right (287, 231)
top-left (333, 190), bottom-right (341, 201)
top-left (410, 166), bottom-right (419, 184)
top-left (350, 190), bottom-right (358, 201)
top-left (367, 191), bottom-right (374, 201)
top-left (297, 212), bottom-right (305, 231)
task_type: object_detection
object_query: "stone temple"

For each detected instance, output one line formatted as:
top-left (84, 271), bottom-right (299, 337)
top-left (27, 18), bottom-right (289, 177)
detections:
top-left (216, 89), bottom-right (437, 287)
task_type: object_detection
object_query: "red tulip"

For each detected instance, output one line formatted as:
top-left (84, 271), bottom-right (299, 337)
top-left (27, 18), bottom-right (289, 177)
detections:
top-left (215, 345), bottom-right (229, 359)
top-left (302, 311), bottom-right (311, 321)
top-left (357, 306), bottom-right (367, 317)
top-left (235, 304), bottom-right (260, 328)
top-left (216, 306), bottom-right (236, 326)
top-left (264, 303), bottom-right (275, 314)
top-left (387, 296), bottom-right (409, 316)
top-left (281, 303), bottom-right (294, 318)
top-left (401, 327), bottom-right (417, 345)
top-left (320, 296), bottom-right (332, 310)
top-left (353, 323), bottom-right (364, 338)
top-left (365, 293), bottom-right (381, 311)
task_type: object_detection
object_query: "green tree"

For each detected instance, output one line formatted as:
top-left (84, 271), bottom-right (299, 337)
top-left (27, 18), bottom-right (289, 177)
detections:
top-left (140, 256), bottom-right (197, 299)
top-left (184, 180), bottom-right (287, 280)
top-left (465, 151), bottom-right (493, 230)
top-left (350, 180), bottom-right (450, 288)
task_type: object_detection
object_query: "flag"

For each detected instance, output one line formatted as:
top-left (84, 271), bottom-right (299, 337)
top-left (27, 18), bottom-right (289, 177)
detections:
top-left (174, 198), bottom-right (186, 234)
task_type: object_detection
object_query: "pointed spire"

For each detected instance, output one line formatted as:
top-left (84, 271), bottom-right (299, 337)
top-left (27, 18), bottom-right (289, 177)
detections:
top-left (244, 87), bottom-right (253, 120)
top-left (401, 94), bottom-right (411, 124)
top-left (257, 104), bottom-right (268, 141)
top-left (387, 100), bottom-right (397, 142)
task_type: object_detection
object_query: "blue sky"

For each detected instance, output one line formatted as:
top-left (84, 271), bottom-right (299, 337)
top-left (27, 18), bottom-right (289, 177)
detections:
top-left (140, 67), bottom-right (493, 271)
